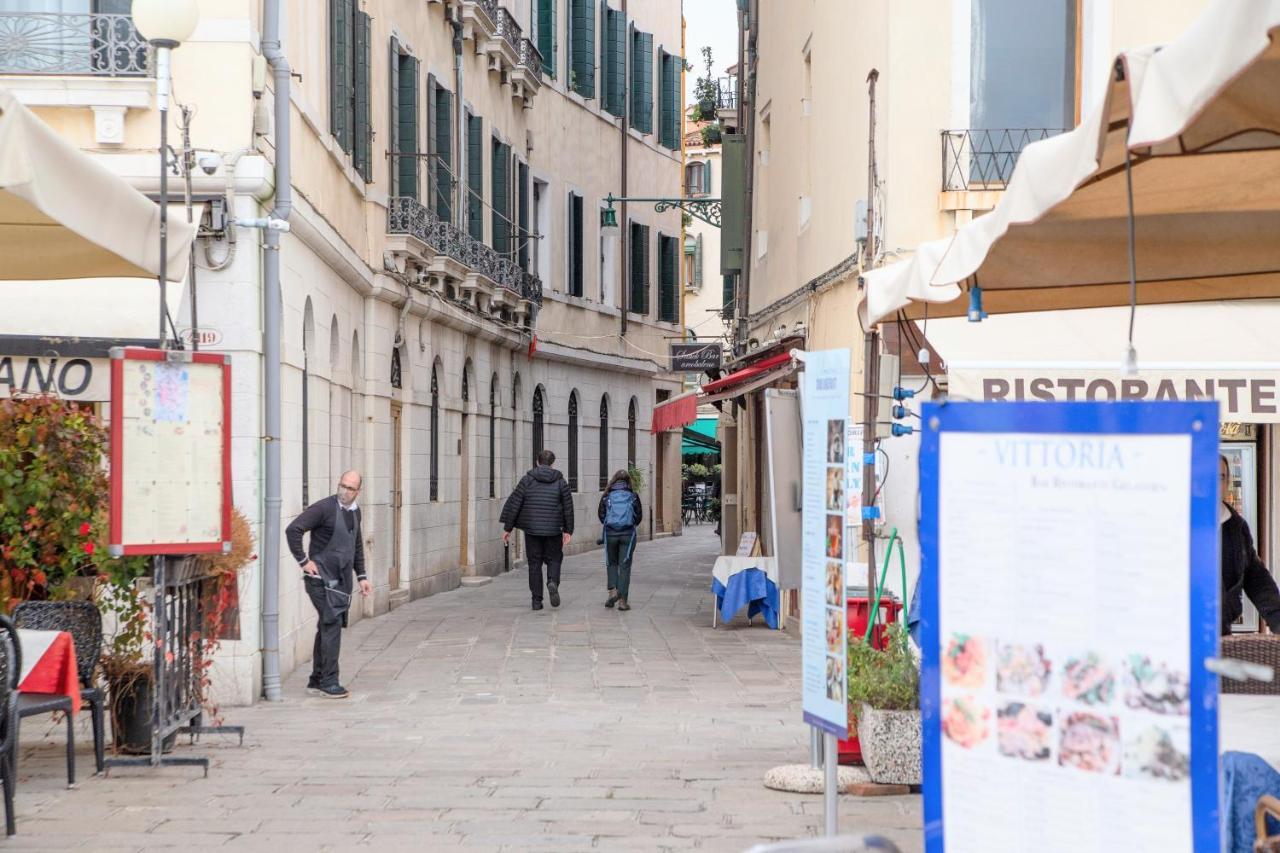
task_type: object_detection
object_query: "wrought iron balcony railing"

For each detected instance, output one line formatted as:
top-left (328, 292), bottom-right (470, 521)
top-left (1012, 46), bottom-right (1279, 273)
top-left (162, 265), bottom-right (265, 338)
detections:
top-left (495, 6), bottom-right (521, 55)
top-left (388, 196), bottom-right (542, 305)
top-left (518, 37), bottom-right (542, 79)
top-left (715, 76), bottom-right (738, 111)
top-left (0, 12), bottom-right (150, 77)
top-left (941, 128), bottom-right (1067, 192)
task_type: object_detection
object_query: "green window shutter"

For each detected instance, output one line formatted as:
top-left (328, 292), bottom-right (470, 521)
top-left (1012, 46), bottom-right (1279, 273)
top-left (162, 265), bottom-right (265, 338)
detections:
top-left (603, 7), bottom-right (625, 117)
top-left (703, 158), bottom-right (712, 194)
top-left (659, 51), bottom-right (676, 148)
top-left (330, 0), bottom-right (351, 151)
top-left (641, 225), bottom-right (650, 313)
top-left (467, 114), bottom-right (483, 240)
top-left (569, 0), bottom-right (595, 98)
top-left (631, 31), bottom-right (652, 134)
top-left (658, 235), bottom-right (677, 322)
top-left (518, 162), bottom-right (530, 269)
top-left (694, 233), bottom-right (703, 287)
top-left (630, 223), bottom-right (649, 314)
top-left (599, 1), bottom-right (609, 108)
top-left (722, 273), bottom-right (735, 318)
top-left (720, 133), bottom-right (745, 272)
top-left (388, 38), bottom-right (400, 197)
top-left (537, 0), bottom-right (557, 79)
top-left (492, 139), bottom-right (510, 256)
top-left (434, 87), bottom-right (453, 221)
top-left (570, 193), bottom-right (584, 296)
top-left (353, 11), bottom-right (372, 183)
top-left (426, 73), bottom-right (438, 213)
top-left (399, 58), bottom-right (419, 201)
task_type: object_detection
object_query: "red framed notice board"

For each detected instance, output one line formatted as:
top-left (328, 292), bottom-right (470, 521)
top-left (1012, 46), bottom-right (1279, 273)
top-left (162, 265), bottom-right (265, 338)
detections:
top-left (108, 347), bottom-right (231, 556)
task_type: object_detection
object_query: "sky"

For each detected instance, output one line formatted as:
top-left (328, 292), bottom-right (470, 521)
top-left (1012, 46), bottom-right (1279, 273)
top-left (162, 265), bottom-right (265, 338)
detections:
top-left (683, 0), bottom-right (740, 102)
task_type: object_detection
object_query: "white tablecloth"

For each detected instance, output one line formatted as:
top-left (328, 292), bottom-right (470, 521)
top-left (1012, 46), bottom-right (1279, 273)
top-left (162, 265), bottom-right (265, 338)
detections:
top-left (711, 556), bottom-right (778, 588)
top-left (1221, 694), bottom-right (1280, 767)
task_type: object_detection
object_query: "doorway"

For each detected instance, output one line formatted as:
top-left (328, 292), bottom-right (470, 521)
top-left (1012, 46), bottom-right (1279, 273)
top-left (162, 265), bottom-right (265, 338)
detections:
top-left (460, 412), bottom-right (471, 570)
top-left (390, 402), bottom-right (403, 590)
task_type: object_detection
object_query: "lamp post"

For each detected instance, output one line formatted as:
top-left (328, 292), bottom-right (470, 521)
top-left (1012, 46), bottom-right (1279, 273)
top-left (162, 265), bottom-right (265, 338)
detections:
top-left (132, 0), bottom-right (200, 349)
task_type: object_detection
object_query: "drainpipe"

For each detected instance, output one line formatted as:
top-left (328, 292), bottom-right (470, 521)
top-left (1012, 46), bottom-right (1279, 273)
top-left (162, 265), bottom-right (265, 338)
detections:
top-left (736, 0), bottom-right (757, 354)
top-left (260, 0), bottom-right (292, 703)
top-left (452, 11), bottom-right (465, 230)
top-left (619, 0), bottom-right (630, 337)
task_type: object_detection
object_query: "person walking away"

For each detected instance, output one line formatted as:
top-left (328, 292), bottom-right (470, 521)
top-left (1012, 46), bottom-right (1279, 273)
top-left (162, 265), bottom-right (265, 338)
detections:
top-left (1220, 454), bottom-right (1280, 635)
top-left (501, 449), bottom-right (574, 610)
top-left (599, 469), bottom-right (642, 611)
top-left (286, 470), bottom-right (372, 698)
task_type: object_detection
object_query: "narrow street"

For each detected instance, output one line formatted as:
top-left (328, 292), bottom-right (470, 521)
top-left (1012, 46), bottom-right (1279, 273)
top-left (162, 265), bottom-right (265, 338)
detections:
top-left (10, 527), bottom-right (920, 852)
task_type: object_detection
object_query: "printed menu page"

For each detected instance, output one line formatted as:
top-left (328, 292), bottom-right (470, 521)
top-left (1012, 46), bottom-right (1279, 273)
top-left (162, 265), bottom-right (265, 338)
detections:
top-left (936, 432), bottom-right (1193, 853)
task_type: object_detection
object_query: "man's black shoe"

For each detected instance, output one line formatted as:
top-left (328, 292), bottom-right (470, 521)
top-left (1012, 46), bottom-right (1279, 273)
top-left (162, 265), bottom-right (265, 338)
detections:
top-left (319, 684), bottom-right (350, 699)
top-left (548, 583), bottom-right (560, 608)
top-left (532, 600), bottom-right (544, 610)
top-left (306, 679), bottom-right (322, 695)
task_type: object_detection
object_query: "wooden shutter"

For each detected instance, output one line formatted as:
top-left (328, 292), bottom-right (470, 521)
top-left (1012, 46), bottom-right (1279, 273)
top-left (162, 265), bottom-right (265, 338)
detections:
top-left (518, 162), bottom-right (530, 269)
top-left (703, 159), bottom-right (712, 194)
top-left (605, 7), bottom-right (626, 116)
top-left (722, 273), bottom-right (735, 317)
top-left (353, 11), bottom-right (372, 182)
top-left (658, 235), bottom-right (676, 322)
top-left (631, 31), bottom-right (652, 134)
top-left (435, 86), bottom-right (453, 221)
top-left (694, 233), bottom-right (703, 287)
top-left (399, 58), bottom-right (419, 200)
top-left (330, 0), bottom-right (352, 151)
top-left (492, 139), bottom-right (509, 255)
top-left (426, 73), bottom-right (438, 213)
top-left (388, 37), bottom-right (400, 197)
top-left (467, 114), bottom-right (483, 239)
top-left (570, 0), bottom-right (595, 98)
top-left (538, 0), bottom-right (557, 79)
top-left (630, 222), bottom-right (649, 314)
top-left (570, 194), bottom-right (584, 296)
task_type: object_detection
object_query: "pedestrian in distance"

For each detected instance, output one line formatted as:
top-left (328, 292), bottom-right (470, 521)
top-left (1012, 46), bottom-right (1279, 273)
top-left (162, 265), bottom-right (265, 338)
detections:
top-left (599, 469), bottom-right (642, 611)
top-left (501, 449), bottom-right (574, 610)
top-left (286, 470), bottom-right (372, 699)
top-left (1220, 454), bottom-right (1280, 634)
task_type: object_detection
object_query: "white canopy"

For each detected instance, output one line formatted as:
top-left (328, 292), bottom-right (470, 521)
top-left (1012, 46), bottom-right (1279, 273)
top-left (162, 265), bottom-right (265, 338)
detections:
top-left (0, 87), bottom-right (194, 282)
top-left (862, 0), bottom-right (1280, 326)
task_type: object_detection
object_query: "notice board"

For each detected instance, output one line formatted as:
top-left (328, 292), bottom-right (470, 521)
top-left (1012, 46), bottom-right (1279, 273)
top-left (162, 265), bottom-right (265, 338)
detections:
top-left (108, 348), bottom-right (231, 556)
top-left (918, 401), bottom-right (1219, 852)
top-left (800, 348), bottom-right (851, 737)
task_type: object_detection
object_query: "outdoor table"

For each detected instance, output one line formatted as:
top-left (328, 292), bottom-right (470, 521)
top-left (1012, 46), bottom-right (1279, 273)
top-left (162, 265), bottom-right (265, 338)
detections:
top-left (711, 555), bottom-right (780, 629)
top-left (15, 628), bottom-right (81, 715)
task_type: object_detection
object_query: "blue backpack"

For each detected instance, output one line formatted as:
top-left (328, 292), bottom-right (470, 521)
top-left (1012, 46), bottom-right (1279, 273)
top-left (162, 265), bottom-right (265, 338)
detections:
top-left (604, 489), bottom-right (636, 531)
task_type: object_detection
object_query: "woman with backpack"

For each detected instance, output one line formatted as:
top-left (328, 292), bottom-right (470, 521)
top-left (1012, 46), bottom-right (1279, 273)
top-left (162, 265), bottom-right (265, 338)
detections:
top-left (598, 469), bottom-right (643, 610)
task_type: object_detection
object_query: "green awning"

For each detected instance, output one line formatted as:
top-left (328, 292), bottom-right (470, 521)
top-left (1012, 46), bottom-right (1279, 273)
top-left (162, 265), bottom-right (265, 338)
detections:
top-left (682, 417), bottom-right (720, 456)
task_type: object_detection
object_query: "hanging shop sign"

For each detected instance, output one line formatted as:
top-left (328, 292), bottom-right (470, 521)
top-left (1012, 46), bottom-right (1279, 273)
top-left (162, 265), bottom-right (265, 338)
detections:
top-left (670, 342), bottom-right (723, 373)
top-left (800, 348), bottom-right (851, 737)
top-left (918, 400), bottom-right (1219, 852)
top-left (948, 363), bottom-right (1280, 423)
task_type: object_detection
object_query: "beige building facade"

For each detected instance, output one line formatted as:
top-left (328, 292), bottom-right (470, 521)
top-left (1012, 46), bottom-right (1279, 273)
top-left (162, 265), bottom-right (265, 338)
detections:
top-left (720, 0), bottom-right (1216, 594)
top-left (0, 0), bottom-right (685, 703)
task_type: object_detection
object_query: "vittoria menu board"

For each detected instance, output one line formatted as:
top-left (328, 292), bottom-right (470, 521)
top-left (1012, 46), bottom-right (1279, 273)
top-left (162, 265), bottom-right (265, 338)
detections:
top-left (801, 348), bottom-right (851, 737)
top-left (108, 348), bottom-right (232, 556)
top-left (918, 402), bottom-right (1219, 853)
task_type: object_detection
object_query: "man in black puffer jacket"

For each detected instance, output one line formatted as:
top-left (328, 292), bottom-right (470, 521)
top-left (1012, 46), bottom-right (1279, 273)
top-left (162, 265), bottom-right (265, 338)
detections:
top-left (501, 449), bottom-right (575, 610)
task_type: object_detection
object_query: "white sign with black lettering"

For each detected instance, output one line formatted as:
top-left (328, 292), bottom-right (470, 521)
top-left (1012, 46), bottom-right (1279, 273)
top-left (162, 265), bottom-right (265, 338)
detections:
top-left (0, 356), bottom-right (108, 401)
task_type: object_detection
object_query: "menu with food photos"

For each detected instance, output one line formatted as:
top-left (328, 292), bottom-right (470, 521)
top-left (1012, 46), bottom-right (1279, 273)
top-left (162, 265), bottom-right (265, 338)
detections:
top-left (917, 402), bottom-right (1220, 853)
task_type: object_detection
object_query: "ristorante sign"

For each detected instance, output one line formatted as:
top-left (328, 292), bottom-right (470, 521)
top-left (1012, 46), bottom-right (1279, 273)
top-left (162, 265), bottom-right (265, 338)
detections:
top-left (948, 365), bottom-right (1280, 423)
top-left (0, 356), bottom-right (108, 401)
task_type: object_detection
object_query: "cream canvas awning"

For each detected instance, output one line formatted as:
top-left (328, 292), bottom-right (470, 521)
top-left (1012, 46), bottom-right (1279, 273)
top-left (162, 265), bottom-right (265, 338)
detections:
top-left (0, 87), bottom-right (194, 282)
top-left (862, 0), bottom-right (1280, 325)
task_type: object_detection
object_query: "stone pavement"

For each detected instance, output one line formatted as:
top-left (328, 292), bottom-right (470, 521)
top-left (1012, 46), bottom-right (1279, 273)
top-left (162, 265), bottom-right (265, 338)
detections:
top-left (8, 526), bottom-right (922, 852)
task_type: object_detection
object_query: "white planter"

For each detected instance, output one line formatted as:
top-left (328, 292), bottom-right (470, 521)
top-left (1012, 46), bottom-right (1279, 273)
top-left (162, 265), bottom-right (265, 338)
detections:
top-left (858, 704), bottom-right (921, 786)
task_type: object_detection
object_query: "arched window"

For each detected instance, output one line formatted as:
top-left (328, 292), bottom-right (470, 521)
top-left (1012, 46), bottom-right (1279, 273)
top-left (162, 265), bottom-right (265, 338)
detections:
top-left (462, 360), bottom-right (471, 403)
top-left (489, 373), bottom-right (499, 498)
top-left (627, 397), bottom-right (638, 468)
top-left (329, 316), bottom-right (340, 369)
top-left (532, 385), bottom-right (545, 465)
top-left (598, 396), bottom-right (610, 489)
top-left (430, 362), bottom-right (440, 501)
top-left (302, 297), bottom-right (315, 505)
top-left (567, 391), bottom-right (579, 492)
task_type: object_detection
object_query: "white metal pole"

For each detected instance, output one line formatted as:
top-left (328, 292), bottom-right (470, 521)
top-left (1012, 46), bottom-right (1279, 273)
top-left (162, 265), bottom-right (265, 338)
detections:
top-left (155, 43), bottom-right (173, 349)
top-left (824, 732), bottom-right (838, 836)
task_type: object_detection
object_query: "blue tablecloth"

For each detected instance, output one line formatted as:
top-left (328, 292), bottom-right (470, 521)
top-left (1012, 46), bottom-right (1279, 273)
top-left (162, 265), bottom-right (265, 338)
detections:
top-left (1225, 751), bottom-right (1280, 853)
top-left (711, 567), bottom-right (779, 629)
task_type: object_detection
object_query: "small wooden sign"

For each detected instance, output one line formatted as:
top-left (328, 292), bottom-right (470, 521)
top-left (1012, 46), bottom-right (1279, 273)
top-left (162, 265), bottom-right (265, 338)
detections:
top-left (736, 532), bottom-right (759, 557)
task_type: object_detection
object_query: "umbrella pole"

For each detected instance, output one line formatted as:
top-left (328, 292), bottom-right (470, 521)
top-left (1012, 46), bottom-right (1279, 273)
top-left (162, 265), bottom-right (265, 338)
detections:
top-left (156, 43), bottom-right (174, 350)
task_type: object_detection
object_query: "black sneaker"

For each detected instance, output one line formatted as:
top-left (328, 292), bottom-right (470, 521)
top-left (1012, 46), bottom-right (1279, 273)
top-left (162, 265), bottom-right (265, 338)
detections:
top-left (547, 583), bottom-right (560, 608)
top-left (319, 684), bottom-right (350, 699)
top-left (305, 679), bottom-right (322, 696)
top-left (532, 600), bottom-right (544, 611)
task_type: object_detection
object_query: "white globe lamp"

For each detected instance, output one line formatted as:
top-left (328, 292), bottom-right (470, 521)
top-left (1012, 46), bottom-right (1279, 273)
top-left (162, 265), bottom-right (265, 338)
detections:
top-left (132, 0), bottom-right (200, 46)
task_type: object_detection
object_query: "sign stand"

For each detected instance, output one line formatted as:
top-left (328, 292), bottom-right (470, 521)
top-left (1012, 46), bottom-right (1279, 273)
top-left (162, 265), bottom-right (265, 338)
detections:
top-left (103, 348), bottom-right (245, 776)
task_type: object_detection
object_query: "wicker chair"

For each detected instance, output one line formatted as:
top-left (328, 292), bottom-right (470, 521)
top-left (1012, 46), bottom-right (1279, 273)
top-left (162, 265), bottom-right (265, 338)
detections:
top-left (0, 616), bottom-right (20, 835)
top-left (1222, 635), bottom-right (1280, 695)
top-left (13, 601), bottom-right (105, 778)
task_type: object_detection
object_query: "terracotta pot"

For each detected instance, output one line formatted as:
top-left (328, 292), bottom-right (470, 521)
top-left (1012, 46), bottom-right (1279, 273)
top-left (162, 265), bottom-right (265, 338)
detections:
top-left (858, 704), bottom-right (921, 785)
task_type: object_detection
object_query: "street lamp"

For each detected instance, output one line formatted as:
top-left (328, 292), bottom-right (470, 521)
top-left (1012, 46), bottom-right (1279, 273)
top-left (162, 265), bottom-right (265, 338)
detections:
top-left (132, 0), bottom-right (200, 348)
top-left (599, 203), bottom-right (620, 239)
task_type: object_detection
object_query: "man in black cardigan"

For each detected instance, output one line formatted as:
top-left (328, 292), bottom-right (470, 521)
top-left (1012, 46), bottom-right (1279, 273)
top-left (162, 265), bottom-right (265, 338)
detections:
top-left (286, 470), bottom-right (372, 698)
top-left (501, 449), bottom-right (575, 610)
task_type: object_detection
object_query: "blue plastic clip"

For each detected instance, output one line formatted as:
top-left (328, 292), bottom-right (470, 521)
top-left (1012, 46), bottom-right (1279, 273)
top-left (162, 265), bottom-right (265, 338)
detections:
top-left (967, 285), bottom-right (988, 322)
top-left (861, 506), bottom-right (881, 520)
top-left (891, 423), bottom-right (915, 437)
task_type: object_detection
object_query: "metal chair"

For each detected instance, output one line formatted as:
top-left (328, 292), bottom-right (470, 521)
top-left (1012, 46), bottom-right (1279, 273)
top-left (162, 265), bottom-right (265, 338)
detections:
top-left (0, 616), bottom-right (20, 834)
top-left (13, 601), bottom-right (106, 780)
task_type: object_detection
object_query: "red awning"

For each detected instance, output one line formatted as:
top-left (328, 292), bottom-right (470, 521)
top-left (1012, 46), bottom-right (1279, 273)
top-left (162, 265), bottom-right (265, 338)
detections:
top-left (651, 390), bottom-right (699, 433)
top-left (700, 351), bottom-right (793, 395)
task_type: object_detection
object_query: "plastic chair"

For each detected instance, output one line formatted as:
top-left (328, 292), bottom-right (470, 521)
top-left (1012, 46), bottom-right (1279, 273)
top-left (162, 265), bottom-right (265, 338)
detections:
top-left (0, 616), bottom-right (20, 834)
top-left (13, 601), bottom-right (106, 780)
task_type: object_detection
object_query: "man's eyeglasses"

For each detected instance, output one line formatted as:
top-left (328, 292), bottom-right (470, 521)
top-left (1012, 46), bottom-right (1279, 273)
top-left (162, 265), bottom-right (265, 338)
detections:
top-left (338, 483), bottom-right (361, 493)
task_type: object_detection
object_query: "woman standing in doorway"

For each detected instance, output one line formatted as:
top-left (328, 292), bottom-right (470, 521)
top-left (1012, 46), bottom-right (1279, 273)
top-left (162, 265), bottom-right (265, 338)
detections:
top-left (1220, 454), bottom-right (1280, 635)
top-left (599, 469), bottom-right (643, 611)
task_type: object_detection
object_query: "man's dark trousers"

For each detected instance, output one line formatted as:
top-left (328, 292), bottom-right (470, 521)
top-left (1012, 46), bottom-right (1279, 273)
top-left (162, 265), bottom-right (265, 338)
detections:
top-left (526, 534), bottom-right (563, 602)
top-left (305, 577), bottom-right (342, 687)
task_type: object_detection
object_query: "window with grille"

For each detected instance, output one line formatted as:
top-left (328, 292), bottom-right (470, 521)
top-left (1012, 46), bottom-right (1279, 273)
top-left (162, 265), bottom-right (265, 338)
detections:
top-left (430, 364), bottom-right (440, 501)
top-left (489, 375), bottom-right (498, 498)
top-left (627, 397), bottom-right (637, 467)
top-left (567, 192), bottom-right (584, 297)
top-left (598, 396), bottom-right (609, 489)
top-left (568, 391), bottom-right (579, 492)
top-left (532, 386), bottom-right (545, 465)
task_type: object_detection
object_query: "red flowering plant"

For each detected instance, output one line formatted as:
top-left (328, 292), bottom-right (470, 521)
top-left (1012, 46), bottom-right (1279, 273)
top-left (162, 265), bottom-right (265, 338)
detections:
top-left (0, 395), bottom-right (148, 608)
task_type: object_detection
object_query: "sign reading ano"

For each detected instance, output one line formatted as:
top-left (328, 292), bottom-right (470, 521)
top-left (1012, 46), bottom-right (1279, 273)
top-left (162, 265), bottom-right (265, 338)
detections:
top-left (948, 365), bottom-right (1280, 424)
top-left (0, 356), bottom-right (107, 401)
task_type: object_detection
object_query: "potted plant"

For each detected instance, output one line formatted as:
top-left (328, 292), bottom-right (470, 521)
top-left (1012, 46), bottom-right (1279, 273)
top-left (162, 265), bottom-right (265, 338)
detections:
top-left (847, 623), bottom-right (921, 785)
